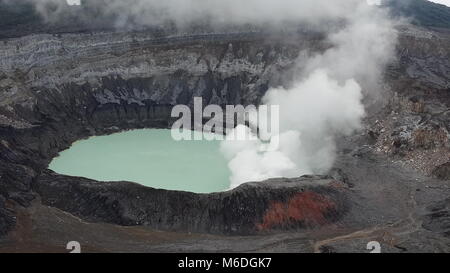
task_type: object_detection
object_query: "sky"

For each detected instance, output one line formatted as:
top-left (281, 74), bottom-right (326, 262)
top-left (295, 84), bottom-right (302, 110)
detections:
top-left (428, 0), bottom-right (450, 6)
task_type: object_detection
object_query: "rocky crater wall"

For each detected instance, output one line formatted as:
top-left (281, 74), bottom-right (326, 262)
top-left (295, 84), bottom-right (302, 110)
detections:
top-left (0, 31), bottom-right (334, 236)
top-left (35, 172), bottom-right (349, 235)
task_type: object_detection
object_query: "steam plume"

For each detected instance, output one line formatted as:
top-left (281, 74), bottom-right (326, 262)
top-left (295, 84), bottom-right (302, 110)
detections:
top-left (15, 1), bottom-right (385, 29)
top-left (220, 1), bottom-right (397, 188)
top-left (16, 0), bottom-right (397, 187)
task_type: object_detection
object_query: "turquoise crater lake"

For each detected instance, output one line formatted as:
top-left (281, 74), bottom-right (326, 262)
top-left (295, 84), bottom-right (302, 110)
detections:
top-left (49, 129), bottom-right (231, 193)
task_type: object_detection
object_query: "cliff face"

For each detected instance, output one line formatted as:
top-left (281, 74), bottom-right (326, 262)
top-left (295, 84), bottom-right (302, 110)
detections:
top-left (0, 26), bottom-right (449, 245)
top-left (0, 32), bottom-right (323, 109)
top-left (377, 27), bottom-right (450, 176)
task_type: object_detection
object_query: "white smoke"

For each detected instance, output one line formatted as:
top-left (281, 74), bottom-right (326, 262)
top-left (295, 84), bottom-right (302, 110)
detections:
top-left (21, 1), bottom-right (384, 28)
top-left (99, 0), bottom-right (359, 28)
top-left (18, 0), bottom-right (397, 187)
top-left (66, 0), bottom-right (81, 5)
top-left (220, 1), bottom-right (397, 188)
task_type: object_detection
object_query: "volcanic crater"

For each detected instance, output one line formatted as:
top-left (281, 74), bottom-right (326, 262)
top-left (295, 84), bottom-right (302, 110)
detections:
top-left (0, 25), bottom-right (449, 252)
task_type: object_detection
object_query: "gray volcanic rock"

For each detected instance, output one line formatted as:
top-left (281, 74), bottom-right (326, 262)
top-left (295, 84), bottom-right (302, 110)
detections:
top-left (423, 198), bottom-right (450, 238)
top-left (432, 162), bottom-right (450, 180)
top-left (370, 26), bottom-right (450, 176)
top-left (0, 196), bottom-right (15, 236)
top-left (35, 171), bottom-right (349, 235)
